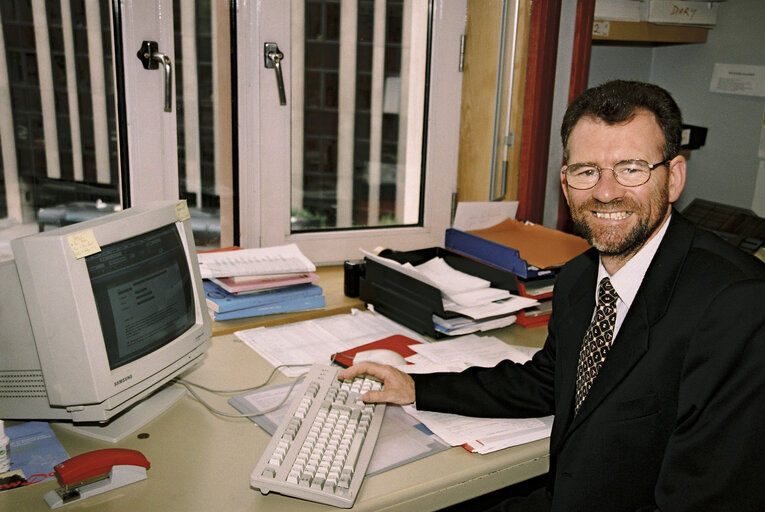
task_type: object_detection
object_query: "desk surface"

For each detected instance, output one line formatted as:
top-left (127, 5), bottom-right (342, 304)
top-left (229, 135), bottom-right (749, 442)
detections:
top-left (1, 325), bottom-right (549, 512)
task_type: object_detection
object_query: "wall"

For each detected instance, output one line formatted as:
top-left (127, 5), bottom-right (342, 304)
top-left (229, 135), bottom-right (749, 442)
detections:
top-left (587, 0), bottom-right (765, 214)
top-left (542, 10), bottom-right (656, 228)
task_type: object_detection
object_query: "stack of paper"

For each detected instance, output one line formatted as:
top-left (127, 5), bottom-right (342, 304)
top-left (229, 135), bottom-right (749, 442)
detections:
top-left (198, 244), bottom-right (325, 321)
top-left (361, 250), bottom-right (539, 336)
top-left (401, 335), bottom-right (553, 454)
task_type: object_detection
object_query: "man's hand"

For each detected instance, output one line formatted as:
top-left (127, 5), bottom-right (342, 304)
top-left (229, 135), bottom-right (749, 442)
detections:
top-left (337, 362), bottom-right (416, 405)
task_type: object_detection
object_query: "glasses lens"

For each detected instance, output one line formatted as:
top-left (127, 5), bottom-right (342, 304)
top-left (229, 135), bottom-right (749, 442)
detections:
top-left (566, 165), bottom-right (599, 189)
top-left (614, 160), bottom-right (651, 186)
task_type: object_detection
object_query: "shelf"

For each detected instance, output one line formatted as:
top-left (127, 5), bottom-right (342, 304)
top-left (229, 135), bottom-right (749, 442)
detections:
top-left (592, 20), bottom-right (709, 45)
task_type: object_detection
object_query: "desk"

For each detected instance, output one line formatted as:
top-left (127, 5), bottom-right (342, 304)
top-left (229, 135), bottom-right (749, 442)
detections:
top-left (1, 263), bottom-right (550, 511)
top-left (1, 325), bottom-right (549, 512)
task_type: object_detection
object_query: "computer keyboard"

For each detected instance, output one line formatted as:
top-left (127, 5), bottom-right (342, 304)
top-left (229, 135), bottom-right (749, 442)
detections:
top-left (250, 364), bottom-right (386, 508)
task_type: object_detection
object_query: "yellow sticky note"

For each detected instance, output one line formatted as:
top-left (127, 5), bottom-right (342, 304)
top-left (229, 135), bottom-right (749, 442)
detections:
top-left (175, 200), bottom-right (191, 222)
top-left (67, 229), bottom-right (101, 259)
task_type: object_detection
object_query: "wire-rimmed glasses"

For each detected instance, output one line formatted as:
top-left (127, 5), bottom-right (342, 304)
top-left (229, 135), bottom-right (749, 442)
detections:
top-left (562, 159), bottom-right (670, 190)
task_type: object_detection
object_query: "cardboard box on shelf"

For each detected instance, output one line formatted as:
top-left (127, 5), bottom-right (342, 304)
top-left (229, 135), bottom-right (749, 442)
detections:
top-left (595, 0), bottom-right (719, 27)
top-left (646, 0), bottom-right (718, 26)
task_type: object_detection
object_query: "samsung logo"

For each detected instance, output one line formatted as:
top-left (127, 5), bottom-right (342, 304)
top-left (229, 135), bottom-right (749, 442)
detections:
top-left (114, 375), bottom-right (133, 387)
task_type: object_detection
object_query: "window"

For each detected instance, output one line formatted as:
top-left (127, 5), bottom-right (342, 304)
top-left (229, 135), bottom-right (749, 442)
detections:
top-left (237, 0), bottom-right (465, 264)
top-left (0, 0), bottom-right (465, 265)
top-left (0, 0), bottom-right (225, 258)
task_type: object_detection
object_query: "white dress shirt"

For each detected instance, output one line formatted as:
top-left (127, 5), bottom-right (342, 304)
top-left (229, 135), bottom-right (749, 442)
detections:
top-left (596, 213), bottom-right (672, 339)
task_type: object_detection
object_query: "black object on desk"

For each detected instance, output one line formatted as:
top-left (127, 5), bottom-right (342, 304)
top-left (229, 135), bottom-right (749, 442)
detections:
top-left (344, 260), bottom-right (363, 298)
top-left (359, 247), bottom-right (519, 338)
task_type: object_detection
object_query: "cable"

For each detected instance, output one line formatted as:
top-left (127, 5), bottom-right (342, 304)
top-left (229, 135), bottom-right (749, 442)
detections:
top-left (176, 363), bottom-right (313, 394)
top-left (173, 363), bottom-right (313, 419)
top-left (174, 375), bottom-right (306, 418)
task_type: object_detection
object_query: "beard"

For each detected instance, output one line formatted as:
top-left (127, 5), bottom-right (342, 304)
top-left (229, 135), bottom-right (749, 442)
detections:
top-left (569, 187), bottom-right (670, 260)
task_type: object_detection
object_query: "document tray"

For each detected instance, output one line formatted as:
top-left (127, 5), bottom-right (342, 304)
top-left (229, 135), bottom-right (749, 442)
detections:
top-left (359, 247), bottom-right (518, 338)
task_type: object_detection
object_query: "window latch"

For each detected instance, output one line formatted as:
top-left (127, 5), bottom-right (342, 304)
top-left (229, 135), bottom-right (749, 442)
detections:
top-left (137, 40), bottom-right (173, 112)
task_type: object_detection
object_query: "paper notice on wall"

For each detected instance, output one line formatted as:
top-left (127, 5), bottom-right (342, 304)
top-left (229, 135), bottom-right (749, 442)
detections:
top-left (753, 160), bottom-right (765, 217)
top-left (760, 107), bottom-right (765, 159)
top-left (452, 201), bottom-right (519, 231)
top-left (710, 63), bottom-right (765, 97)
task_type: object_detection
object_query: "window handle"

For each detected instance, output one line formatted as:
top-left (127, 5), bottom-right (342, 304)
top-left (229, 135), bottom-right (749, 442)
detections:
top-left (137, 41), bottom-right (173, 112)
top-left (264, 42), bottom-right (287, 106)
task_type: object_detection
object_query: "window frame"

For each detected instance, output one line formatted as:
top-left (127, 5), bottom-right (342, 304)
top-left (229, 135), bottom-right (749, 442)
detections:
top-left (235, 0), bottom-right (466, 264)
top-left (114, 0), bottom-right (180, 206)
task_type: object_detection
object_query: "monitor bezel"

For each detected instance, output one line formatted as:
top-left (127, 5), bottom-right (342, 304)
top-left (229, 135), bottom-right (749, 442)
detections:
top-left (10, 201), bottom-right (211, 420)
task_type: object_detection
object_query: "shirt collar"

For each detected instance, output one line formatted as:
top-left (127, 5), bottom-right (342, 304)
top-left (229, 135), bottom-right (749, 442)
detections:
top-left (597, 212), bottom-right (672, 309)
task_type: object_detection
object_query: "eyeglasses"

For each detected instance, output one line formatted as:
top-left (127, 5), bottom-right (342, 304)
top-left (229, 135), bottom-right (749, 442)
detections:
top-left (562, 159), bottom-right (671, 190)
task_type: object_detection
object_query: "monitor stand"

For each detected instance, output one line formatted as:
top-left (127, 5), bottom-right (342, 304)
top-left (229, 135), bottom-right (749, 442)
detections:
top-left (55, 385), bottom-right (186, 443)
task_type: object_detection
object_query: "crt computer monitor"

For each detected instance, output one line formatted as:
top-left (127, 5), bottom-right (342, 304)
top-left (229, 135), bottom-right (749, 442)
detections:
top-left (0, 200), bottom-right (211, 442)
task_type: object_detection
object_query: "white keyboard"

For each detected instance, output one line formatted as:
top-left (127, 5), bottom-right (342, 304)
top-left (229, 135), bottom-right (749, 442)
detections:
top-left (250, 364), bottom-right (386, 508)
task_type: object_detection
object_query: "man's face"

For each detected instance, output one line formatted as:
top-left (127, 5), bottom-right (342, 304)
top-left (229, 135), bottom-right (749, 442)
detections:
top-left (561, 111), bottom-right (685, 267)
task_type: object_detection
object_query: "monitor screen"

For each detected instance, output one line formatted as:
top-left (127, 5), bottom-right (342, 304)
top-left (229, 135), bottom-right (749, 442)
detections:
top-left (87, 224), bottom-right (195, 370)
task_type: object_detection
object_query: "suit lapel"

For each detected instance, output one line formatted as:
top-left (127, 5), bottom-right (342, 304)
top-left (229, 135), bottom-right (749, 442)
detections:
top-left (555, 265), bottom-right (598, 435)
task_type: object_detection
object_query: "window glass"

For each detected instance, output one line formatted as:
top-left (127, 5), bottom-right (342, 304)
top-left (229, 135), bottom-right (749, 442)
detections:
top-left (0, 0), bottom-right (119, 260)
top-left (293, 0), bottom-right (426, 232)
top-left (173, 0), bottom-right (222, 249)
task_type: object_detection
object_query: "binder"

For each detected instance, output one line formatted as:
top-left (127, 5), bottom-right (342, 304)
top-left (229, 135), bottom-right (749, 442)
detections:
top-left (444, 219), bottom-right (591, 279)
top-left (359, 247), bottom-right (519, 338)
top-left (211, 293), bottom-right (326, 321)
top-left (443, 220), bottom-right (589, 328)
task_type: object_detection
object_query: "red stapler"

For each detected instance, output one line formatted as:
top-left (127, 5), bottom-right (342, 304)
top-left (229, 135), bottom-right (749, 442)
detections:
top-left (43, 448), bottom-right (150, 509)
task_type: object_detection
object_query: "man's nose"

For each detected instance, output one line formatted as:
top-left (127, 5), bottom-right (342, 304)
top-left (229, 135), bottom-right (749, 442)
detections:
top-left (591, 169), bottom-right (626, 203)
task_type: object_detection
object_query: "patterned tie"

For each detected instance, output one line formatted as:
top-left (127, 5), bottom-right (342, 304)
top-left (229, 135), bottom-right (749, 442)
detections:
top-left (574, 277), bottom-right (619, 413)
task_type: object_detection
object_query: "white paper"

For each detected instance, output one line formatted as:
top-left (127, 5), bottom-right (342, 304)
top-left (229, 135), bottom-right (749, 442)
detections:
top-left (399, 335), bottom-right (550, 454)
top-left (446, 287), bottom-right (512, 307)
top-left (197, 243), bottom-right (316, 279)
top-left (753, 160), bottom-right (765, 217)
top-left (413, 257), bottom-right (491, 297)
top-left (710, 63), bottom-right (765, 97)
top-left (452, 201), bottom-right (518, 231)
top-left (361, 250), bottom-right (508, 306)
top-left (402, 406), bottom-right (553, 453)
top-left (235, 309), bottom-right (426, 376)
top-left (759, 106), bottom-right (765, 160)
top-left (433, 314), bottom-right (518, 336)
top-left (360, 249), bottom-right (440, 289)
top-left (444, 295), bottom-right (539, 320)
top-left (407, 334), bottom-right (533, 368)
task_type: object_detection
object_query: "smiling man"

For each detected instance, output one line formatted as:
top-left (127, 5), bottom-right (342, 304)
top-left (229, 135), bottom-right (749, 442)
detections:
top-left (561, 107), bottom-right (684, 275)
top-left (339, 81), bottom-right (765, 511)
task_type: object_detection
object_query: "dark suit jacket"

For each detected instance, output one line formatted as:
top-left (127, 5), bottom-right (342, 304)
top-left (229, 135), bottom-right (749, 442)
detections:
top-left (413, 211), bottom-right (765, 511)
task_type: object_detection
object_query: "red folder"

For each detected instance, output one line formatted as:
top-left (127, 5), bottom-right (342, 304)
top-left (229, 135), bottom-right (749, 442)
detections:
top-left (331, 335), bottom-right (423, 368)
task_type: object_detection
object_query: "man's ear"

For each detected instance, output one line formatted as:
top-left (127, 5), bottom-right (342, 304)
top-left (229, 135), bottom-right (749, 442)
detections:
top-left (560, 166), bottom-right (571, 205)
top-left (667, 155), bottom-right (686, 203)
